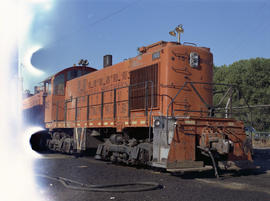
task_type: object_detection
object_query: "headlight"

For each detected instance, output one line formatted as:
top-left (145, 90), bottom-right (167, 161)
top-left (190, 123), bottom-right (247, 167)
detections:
top-left (154, 119), bottom-right (161, 127)
top-left (190, 52), bottom-right (199, 68)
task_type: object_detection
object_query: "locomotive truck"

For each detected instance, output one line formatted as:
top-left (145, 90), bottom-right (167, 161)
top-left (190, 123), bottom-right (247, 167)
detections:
top-left (23, 36), bottom-right (253, 177)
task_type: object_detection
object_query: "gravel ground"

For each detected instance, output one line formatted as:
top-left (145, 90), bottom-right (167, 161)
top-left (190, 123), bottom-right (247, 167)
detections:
top-left (33, 148), bottom-right (270, 201)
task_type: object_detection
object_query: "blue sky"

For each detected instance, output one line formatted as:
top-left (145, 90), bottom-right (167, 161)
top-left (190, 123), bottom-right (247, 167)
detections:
top-left (22, 0), bottom-right (270, 91)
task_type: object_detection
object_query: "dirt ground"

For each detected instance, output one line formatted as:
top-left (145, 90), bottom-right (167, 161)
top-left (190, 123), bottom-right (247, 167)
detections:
top-left (32, 147), bottom-right (270, 201)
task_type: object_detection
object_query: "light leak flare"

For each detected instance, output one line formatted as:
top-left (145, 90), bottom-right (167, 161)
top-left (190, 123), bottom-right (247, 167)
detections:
top-left (22, 45), bottom-right (45, 76)
top-left (0, 0), bottom-right (55, 201)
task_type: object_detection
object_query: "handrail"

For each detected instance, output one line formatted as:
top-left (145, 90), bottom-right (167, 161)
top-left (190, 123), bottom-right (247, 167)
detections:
top-left (165, 81), bottom-right (251, 144)
top-left (166, 82), bottom-right (188, 121)
top-left (165, 82), bottom-right (187, 144)
top-left (166, 81), bottom-right (246, 122)
top-left (55, 81), bottom-right (155, 128)
top-left (183, 42), bottom-right (197, 47)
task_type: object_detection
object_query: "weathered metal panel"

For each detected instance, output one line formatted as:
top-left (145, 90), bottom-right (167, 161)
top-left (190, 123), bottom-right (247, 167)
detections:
top-left (152, 116), bottom-right (176, 167)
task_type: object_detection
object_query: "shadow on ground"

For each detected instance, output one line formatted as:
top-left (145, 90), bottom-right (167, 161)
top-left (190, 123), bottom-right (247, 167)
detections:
top-left (171, 148), bottom-right (270, 180)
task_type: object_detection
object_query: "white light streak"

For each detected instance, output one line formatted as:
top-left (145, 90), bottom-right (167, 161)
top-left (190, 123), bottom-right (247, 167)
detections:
top-left (23, 45), bottom-right (45, 76)
top-left (0, 0), bottom-right (54, 201)
top-left (29, 0), bottom-right (53, 11)
top-left (44, 2), bottom-right (52, 11)
top-left (19, 0), bottom-right (54, 79)
top-left (29, 0), bottom-right (52, 3)
top-left (22, 126), bottom-right (44, 158)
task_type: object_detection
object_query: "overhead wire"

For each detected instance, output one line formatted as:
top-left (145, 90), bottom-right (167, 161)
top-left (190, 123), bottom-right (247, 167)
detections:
top-left (47, 0), bottom-right (142, 48)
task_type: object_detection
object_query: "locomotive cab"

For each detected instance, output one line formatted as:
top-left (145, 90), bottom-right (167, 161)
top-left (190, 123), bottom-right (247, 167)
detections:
top-left (43, 66), bottom-right (96, 127)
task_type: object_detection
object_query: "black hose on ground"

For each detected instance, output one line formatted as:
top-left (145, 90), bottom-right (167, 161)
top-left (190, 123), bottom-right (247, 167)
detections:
top-left (36, 174), bottom-right (162, 192)
top-left (207, 150), bottom-right (220, 179)
top-left (197, 146), bottom-right (220, 179)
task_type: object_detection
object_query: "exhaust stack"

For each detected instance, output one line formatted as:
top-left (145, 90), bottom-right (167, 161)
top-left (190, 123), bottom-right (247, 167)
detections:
top-left (103, 55), bottom-right (112, 68)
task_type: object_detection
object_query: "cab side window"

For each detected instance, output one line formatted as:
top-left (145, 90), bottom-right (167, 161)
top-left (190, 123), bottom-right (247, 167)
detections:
top-left (54, 74), bottom-right (65, 95)
top-left (45, 81), bottom-right (51, 95)
top-left (67, 69), bottom-right (82, 81)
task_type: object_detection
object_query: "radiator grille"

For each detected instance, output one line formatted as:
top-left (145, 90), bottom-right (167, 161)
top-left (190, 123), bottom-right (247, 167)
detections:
top-left (130, 63), bottom-right (158, 110)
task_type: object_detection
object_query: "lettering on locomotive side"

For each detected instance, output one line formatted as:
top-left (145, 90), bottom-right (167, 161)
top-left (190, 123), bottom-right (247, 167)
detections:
top-left (83, 70), bottom-right (130, 93)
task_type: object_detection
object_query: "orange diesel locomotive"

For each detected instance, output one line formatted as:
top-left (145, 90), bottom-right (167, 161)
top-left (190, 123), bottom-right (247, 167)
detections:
top-left (24, 39), bottom-right (253, 176)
